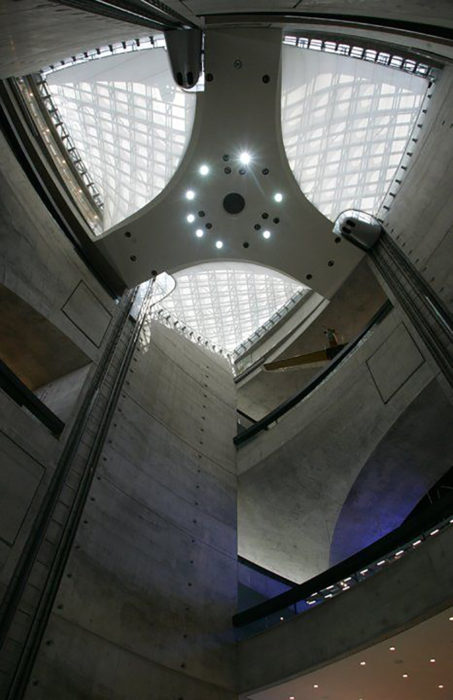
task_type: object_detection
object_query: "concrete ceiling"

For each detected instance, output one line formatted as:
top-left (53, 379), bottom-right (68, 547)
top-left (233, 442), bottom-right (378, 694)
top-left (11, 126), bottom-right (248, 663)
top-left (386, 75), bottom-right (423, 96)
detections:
top-left (246, 605), bottom-right (453, 699)
top-left (166, 1), bottom-right (453, 29)
top-left (96, 28), bottom-right (364, 297)
top-left (2, 0), bottom-right (453, 82)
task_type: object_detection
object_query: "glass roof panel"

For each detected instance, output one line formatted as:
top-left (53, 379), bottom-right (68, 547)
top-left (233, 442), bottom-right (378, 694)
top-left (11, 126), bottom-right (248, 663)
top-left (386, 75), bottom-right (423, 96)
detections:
top-left (281, 46), bottom-right (427, 222)
top-left (159, 263), bottom-right (307, 352)
top-left (46, 48), bottom-right (196, 230)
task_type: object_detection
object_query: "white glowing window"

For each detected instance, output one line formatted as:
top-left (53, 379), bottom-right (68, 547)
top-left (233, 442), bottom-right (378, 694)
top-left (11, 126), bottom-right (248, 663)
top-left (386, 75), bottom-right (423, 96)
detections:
top-left (281, 47), bottom-right (427, 222)
top-left (159, 263), bottom-right (307, 352)
top-left (46, 49), bottom-right (196, 230)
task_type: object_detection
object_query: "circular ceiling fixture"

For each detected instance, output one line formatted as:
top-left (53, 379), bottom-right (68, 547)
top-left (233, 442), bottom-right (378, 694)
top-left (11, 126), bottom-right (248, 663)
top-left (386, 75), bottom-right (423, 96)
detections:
top-left (223, 192), bottom-right (245, 214)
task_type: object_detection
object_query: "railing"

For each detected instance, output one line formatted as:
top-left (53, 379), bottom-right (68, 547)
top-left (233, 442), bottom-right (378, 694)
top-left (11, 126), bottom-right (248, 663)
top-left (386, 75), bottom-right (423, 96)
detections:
top-left (0, 360), bottom-right (65, 437)
top-left (233, 491), bottom-right (453, 636)
top-left (234, 299), bottom-right (393, 446)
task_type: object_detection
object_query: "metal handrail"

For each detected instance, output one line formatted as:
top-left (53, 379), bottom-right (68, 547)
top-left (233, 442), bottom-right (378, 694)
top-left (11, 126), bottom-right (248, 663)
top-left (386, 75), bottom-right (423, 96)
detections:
top-left (234, 299), bottom-right (393, 446)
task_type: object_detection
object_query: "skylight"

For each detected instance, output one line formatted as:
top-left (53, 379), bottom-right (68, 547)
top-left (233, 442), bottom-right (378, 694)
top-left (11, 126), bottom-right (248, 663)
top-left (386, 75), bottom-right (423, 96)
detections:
top-left (158, 263), bottom-right (308, 352)
top-left (281, 46), bottom-right (427, 222)
top-left (46, 47), bottom-right (196, 230)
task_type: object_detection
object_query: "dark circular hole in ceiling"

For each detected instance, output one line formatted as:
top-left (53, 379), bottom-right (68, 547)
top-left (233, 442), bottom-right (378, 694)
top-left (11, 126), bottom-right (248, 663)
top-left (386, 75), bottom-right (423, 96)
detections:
top-left (223, 192), bottom-right (245, 215)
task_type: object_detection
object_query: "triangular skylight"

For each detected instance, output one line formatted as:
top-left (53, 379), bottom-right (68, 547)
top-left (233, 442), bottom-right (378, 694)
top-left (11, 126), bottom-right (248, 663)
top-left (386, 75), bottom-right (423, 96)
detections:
top-left (158, 262), bottom-right (308, 352)
top-left (281, 46), bottom-right (427, 221)
top-left (46, 48), bottom-right (196, 230)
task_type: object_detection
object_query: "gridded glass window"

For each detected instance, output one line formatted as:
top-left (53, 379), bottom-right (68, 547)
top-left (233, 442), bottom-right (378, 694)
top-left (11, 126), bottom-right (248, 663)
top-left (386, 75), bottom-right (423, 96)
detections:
top-left (159, 262), bottom-right (306, 352)
top-left (47, 49), bottom-right (196, 230)
top-left (281, 47), bottom-right (427, 221)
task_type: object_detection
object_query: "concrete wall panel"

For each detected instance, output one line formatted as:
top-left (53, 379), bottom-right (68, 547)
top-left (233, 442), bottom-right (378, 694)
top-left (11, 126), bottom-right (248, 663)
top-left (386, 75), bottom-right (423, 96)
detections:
top-left (366, 323), bottom-right (424, 402)
top-left (26, 321), bottom-right (238, 697)
top-left (61, 281), bottom-right (112, 348)
top-left (0, 432), bottom-right (44, 547)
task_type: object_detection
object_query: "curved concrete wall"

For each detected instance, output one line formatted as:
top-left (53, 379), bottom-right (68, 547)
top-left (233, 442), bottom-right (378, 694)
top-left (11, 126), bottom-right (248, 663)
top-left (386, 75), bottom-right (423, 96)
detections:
top-left (329, 379), bottom-right (453, 565)
top-left (238, 308), bottom-right (452, 583)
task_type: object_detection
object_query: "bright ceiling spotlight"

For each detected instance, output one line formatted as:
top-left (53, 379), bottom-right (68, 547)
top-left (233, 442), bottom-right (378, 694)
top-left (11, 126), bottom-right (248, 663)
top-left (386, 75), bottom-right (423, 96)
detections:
top-left (185, 189), bottom-right (195, 200)
top-left (239, 151), bottom-right (251, 165)
top-left (274, 192), bottom-right (283, 202)
top-left (199, 164), bottom-right (209, 176)
top-left (262, 230), bottom-right (271, 239)
top-left (215, 240), bottom-right (223, 249)
top-left (195, 229), bottom-right (204, 238)
top-left (186, 214), bottom-right (195, 223)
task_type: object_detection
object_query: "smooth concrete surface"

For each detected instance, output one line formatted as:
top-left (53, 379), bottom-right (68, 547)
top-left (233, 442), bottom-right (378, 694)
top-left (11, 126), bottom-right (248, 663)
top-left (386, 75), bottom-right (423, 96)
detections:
top-left (237, 309), bottom-right (446, 583)
top-left (0, 132), bottom-right (117, 363)
top-left (0, 431), bottom-right (45, 547)
top-left (0, 0), bottom-right (151, 78)
top-left (330, 378), bottom-right (453, 564)
top-left (238, 523), bottom-right (453, 697)
top-left (35, 364), bottom-right (92, 421)
top-left (25, 322), bottom-right (239, 699)
top-left (383, 65), bottom-right (453, 312)
top-left (0, 130), bottom-right (121, 662)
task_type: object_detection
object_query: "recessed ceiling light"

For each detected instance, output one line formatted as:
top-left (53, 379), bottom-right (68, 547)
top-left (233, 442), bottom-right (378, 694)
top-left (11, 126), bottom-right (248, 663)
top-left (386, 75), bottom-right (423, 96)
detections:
top-left (274, 192), bottom-right (283, 202)
top-left (185, 190), bottom-right (195, 200)
top-left (313, 684), bottom-right (319, 688)
top-left (438, 685), bottom-right (444, 689)
top-left (389, 646), bottom-right (396, 651)
top-left (449, 617), bottom-right (453, 621)
top-left (215, 240), bottom-right (223, 249)
top-left (403, 674), bottom-right (409, 678)
top-left (195, 229), bottom-right (204, 238)
top-left (360, 661), bottom-right (366, 666)
top-left (280, 616), bottom-right (284, 621)
top-left (187, 214), bottom-right (195, 223)
top-left (199, 164), bottom-right (209, 175)
top-left (430, 659), bottom-right (436, 663)
top-left (239, 151), bottom-right (251, 165)
top-left (262, 230), bottom-right (271, 239)
top-left (289, 696), bottom-right (295, 699)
